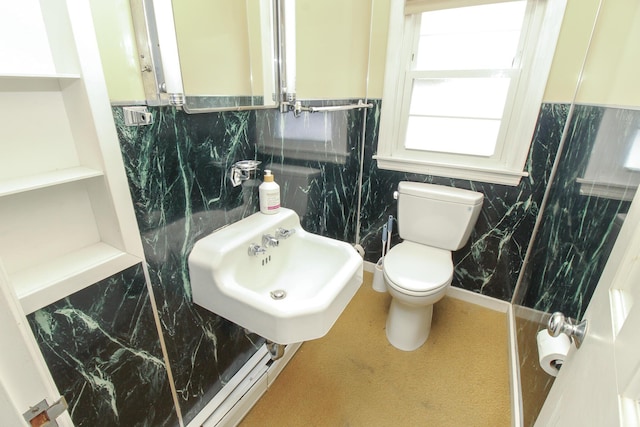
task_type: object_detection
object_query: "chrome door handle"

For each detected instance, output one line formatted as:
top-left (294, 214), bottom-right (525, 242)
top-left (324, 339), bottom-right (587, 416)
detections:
top-left (548, 312), bottom-right (588, 348)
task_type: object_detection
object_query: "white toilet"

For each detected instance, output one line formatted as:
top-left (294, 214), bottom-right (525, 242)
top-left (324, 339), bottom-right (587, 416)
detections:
top-left (383, 182), bottom-right (483, 351)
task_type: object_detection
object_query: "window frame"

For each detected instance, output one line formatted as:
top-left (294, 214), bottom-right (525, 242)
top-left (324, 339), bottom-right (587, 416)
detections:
top-left (375, 0), bottom-right (568, 186)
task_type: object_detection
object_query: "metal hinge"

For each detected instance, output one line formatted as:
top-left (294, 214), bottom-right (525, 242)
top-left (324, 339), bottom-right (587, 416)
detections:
top-left (22, 397), bottom-right (68, 427)
top-left (123, 106), bottom-right (154, 126)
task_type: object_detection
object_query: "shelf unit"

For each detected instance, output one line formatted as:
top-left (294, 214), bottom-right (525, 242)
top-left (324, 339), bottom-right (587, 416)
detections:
top-left (0, 0), bottom-right (144, 314)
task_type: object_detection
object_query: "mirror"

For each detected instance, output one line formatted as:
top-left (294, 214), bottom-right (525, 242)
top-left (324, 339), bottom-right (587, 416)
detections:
top-left (171, 0), bottom-right (278, 112)
top-left (577, 109), bottom-right (640, 201)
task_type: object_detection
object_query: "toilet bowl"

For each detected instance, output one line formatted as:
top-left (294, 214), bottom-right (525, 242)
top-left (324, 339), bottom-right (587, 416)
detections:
top-left (383, 182), bottom-right (483, 351)
top-left (383, 242), bottom-right (453, 350)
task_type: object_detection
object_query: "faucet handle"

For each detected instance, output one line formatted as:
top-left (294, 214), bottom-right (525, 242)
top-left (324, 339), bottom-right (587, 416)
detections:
top-left (275, 227), bottom-right (296, 239)
top-left (262, 234), bottom-right (279, 247)
top-left (248, 243), bottom-right (267, 256)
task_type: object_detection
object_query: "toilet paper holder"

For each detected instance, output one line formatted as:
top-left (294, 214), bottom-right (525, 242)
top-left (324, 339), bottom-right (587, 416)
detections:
top-left (547, 312), bottom-right (588, 349)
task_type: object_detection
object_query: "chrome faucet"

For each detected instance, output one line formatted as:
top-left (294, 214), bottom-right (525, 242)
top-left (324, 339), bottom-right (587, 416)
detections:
top-left (248, 243), bottom-right (267, 256)
top-left (275, 227), bottom-right (296, 239)
top-left (262, 234), bottom-right (279, 247)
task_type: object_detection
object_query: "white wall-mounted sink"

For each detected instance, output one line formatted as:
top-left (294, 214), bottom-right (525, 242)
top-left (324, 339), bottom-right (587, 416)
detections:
top-left (188, 208), bottom-right (363, 344)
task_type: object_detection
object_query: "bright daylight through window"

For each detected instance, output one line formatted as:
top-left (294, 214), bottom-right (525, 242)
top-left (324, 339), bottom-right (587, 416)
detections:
top-left (376, 0), bottom-right (567, 185)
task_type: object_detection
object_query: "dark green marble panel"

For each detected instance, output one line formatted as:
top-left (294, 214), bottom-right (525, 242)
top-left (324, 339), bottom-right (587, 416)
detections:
top-left (515, 105), bottom-right (640, 425)
top-left (113, 101), bottom-right (369, 423)
top-left (114, 106), bottom-right (264, 423)
top-left (109, 100), bottom-right (576, 425)
top-left (518, 105), bottom-right (637, 318)
top-left (27, 264), bottom-right (178, 427)
top-left (255, 101), bottom-right (366, 241)
top-left (360, 103), bottom-right (569, 301)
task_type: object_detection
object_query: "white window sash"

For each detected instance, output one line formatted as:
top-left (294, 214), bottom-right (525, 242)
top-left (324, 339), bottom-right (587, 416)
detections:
top-left (376, 0), bottom-right (567, 186)
top-left (405, 0), bottom-right (517, 15)
top-left (396, 9), bottom-right (526, 165)
top-left (409, 69), bottom-right (518, 79)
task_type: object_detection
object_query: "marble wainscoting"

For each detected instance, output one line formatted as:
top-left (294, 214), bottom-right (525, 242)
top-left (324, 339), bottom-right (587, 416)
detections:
top-left (114, 106), bottom-right (264, 424)
top-left (254, 101), bottom-right (367, 242)
top-left (513, 105), bottom-right (639, 425)
top-left (517, 105), bottom-right (638, 318)
top-left (114, 100), bottom-right (376, 423)
top-left (360, 103), bottom-right (569, 302)
top-left (27, 264), bottom-right (178, 427)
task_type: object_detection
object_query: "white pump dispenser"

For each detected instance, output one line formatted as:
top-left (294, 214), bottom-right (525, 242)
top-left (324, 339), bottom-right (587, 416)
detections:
top-left (259, 170), bottom-right (280, 214)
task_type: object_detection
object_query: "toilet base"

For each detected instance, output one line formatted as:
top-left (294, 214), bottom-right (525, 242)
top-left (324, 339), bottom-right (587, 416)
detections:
top-left (386, 299), bottom-right (434, 351)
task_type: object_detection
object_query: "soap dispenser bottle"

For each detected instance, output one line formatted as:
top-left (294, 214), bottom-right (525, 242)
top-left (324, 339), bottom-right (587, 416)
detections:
top-left (259, 169), bottom-right (280, 214)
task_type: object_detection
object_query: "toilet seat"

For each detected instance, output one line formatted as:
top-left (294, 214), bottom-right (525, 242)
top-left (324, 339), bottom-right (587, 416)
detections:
top-left (384, 241), bottom-right (453, 296)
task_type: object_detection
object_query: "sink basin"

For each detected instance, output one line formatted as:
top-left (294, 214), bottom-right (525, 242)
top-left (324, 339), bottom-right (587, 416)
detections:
top-left (188, 208), bottom-right (363, 344)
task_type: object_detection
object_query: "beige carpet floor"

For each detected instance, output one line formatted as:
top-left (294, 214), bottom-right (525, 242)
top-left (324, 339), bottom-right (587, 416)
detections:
top-left (240, 271), bottom-right (511, 426)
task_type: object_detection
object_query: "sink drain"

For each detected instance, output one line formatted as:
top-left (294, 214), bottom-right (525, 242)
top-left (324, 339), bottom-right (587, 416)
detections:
top-left (270, 289), bottom-right (287, 300)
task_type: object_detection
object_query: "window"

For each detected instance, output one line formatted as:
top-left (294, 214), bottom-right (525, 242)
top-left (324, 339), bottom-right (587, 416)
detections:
top-left (376, 0), bottom-right (567, 185)
top-left (575, 111), bottom-right (640, 201)
top-left (625, 128), bottom-right (640, 172)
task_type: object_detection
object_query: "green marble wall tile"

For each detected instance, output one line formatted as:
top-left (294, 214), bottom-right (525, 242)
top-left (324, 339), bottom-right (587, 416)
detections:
top-left (114, 106), bottom-right (264, 423)
top-left (360, 103), bottom-right (569, 301)
top-left (27, 264), bottom-right (178, 427)
top-left (514, 105), bottom-right (640, 425)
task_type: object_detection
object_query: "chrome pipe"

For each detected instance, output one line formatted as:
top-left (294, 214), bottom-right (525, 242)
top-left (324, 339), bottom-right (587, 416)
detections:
top-left (266, 341), bottom-right (286, 360)
top-left (298, 100), bottom-right (374, 113)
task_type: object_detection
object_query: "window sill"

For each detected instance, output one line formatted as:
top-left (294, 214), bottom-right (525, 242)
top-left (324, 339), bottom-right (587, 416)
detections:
top-left (374, 155), bottom-right (527, 186)
top-left (576, 177), bottom-right (638, 202)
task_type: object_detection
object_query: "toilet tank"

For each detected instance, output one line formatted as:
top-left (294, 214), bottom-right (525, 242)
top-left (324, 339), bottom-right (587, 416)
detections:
top-left (396, 182), bottom-right (483, 251)
top-left (266, 163), bottom-right (321, 217)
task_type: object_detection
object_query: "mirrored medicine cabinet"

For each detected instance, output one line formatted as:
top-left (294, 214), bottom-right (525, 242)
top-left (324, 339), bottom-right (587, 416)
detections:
top-left (131, 0), bottom-right (281, 113)
top-left (131, 0), bottom-right (373, 115)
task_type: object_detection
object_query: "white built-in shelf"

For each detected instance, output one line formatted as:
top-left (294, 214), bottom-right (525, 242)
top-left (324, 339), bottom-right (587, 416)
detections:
top-left (0, 73), bottom-right (81, 80)
top-left (0, 73), bottom-right (81, 94)
top-left (1, 0), bottom-right (144, 319)
top-left (14, 242), bottom-right (141, 314)
top-left (0, 167), bottom-right (104, 198)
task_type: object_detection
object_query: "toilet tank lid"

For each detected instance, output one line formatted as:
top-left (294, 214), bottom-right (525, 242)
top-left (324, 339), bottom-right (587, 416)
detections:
top-left (398, 182), bottom-right (483, 205)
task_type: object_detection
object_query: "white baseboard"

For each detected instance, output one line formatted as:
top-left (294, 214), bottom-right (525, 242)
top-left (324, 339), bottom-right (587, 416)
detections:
top-left (508, 305), bottom-right (523, 427)
top-left (195, 342), bottom-right (302, 427)
top-left (446, 285), bottom-right (510, 313)
top-left (205, 357), bottom-right (269, 427)
top-left (188, 346), bottom-right (269, 427)
top-left (366, 260), bottom-right (510, 313)
top-left (513, 304), bottom-right (549, 324)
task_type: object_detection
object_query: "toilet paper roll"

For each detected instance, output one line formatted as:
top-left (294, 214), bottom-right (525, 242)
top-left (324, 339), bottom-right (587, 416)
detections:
top-left (536, 329), bottom-right (571, 377)
top-left (372, 258), bottom-right (387, 293)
